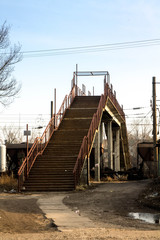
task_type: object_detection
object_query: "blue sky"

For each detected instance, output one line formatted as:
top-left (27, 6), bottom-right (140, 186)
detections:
top-left (1, 0), bottom-right (160, 138)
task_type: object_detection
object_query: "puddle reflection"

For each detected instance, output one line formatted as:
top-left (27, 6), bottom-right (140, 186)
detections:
top-left (129, 212), bottom-right (160, 224)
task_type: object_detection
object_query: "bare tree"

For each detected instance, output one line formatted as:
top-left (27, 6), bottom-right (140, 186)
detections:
top-left (0, 21), bottom-right (22, 106)
top-left (1, 124), bottom-right (39, 144)
top-left (128, 118), bottom-right (152, 167)
top-left (2, 125), bottom-right (23, 144)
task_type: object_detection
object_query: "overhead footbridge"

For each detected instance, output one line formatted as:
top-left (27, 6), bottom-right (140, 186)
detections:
top-left (18, 71), bottom-right (131, 191)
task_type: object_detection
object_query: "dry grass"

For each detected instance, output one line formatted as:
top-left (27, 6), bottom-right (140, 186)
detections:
top-left (0, 174), bottom-right (18, 192)
top-left (75, 184), bottom-right (89, 191)
top-left (101, 174), bottom-right (128, 182)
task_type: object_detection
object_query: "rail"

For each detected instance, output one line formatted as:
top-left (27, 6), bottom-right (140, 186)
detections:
top-left (104, 83), bottom-right (125, 121)
top-left (18, 82), bottom-right (80, 191)
top-left (73, 82), bottom-right (125, 186)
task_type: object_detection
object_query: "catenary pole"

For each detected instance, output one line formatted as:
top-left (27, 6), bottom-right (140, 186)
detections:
top-left (152, 76), bottom-right (158, 176)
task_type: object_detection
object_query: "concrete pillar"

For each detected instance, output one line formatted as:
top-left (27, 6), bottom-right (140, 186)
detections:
top-left (107, 121), bottom-right (113, 169)
top-left (94, 129), bottom-right (101, 181)
top-left (115, 128), bottom-right (120, 171)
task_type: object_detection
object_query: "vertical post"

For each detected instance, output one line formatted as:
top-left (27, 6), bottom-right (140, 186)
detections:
top-left (54, 89), bottom-right (56, 115)
top-left (51, 101), bottom-right (53, 119)
top-left (86, 137), bottom-right (90, 185)
top-left (94, 129), bottom-right (101, 181)
top-left (107, 72), bottom-right (110, 85)
top-left (76, 64), bottom-right (78, 96)
top-left (104, 75), bottom-right (106, 93)
top-left (26, 124), bottom-right (28, 177)
top-left (50, 101), bottom-right (53, 134)
top-left (107, 120), bottom-right (113, 169)
top-left (93, 86), bottom-right (94, 96)
top-left (54, 88), bottom-right (56, 128)
top-left (114, 128), bottom-right (120, 171)
top-left (152, 76), bottom-right (158, 176)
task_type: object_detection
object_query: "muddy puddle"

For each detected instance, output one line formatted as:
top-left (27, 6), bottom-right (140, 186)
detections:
top-left (129, 212), bottom-right (160, 224)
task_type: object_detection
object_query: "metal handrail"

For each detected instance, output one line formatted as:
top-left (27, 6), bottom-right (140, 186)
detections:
top-left (73, 82), bottom-right (125, 186)
top-left (18, 79), bottom-right (125, 191)
top-left (104, 83), bottom-right (125, 121)
top-left (18, 84), bottom-right (77, 191)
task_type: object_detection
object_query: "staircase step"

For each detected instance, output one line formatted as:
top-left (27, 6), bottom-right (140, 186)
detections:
top-left (33, 160), bottom-right (76, 164)
top-left (30, 168), bottom-right (73, 172)
top-left (33, 164), bottom-right (76, 168)
top-left (46, 144), bottom-right (81, 150)
top-left (27, 174), bottom-right (74, 179)
top-left (43, 152), bottom-right (79, 156)
top-left (37, 155), bottom-right (77, 159)
top-left (59, 119), bottom-right (92, 130)
top-left (25, 178), bottom-right (74, 183)
top-left (23, 186), bottom-right (74, 191)
top-left (51, 129), bottom-right (88, 141)
top-left (64, 108), bottom-right (97, 118)
top-left (71, 96), bottom-right (100, 108)
top-left (24, 181), bottom-right (75, 185)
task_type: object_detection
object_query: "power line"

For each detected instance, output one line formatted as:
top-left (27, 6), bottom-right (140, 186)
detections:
top-left (0, 113), bottom-right (50, 116)
top-left (123, 106), bottom-right (150, 110)
top-left (127, 123), bottom-right (152, 126)
top-left (128, 110), bottom-right (152, 134)
top-left (2, 38), bottom-right (160, 58)
top-left (21, 38), bottom-right (160, 54)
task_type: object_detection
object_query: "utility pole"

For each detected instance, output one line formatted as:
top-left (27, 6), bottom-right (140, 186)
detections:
top-left (152, 76), bottom-right (158, 176)
top-left (51, 101), bottom-right (53, 119)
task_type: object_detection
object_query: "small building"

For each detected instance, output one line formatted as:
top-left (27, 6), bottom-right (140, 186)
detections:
top-left (137, 141), bottom-right (157, 177)
top-left (6, 143), bottom-right (32, 175)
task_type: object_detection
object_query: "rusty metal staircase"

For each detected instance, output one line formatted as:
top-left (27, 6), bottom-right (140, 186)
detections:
top-left (18, 73), bottom-right (130, 191)
top-left (23, 96), bottom-right (100, 191)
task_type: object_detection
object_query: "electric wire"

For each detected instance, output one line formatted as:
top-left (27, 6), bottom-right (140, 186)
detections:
top-left (23, 42), bottom-right (160, 58)
top-left (1, 38), bottom-right (160, 58)
top-left (21, 38), bottom-right (160, 54)
top-left (128, 110), bottom-right (152, 134)
top-left (123, 106), bottom-right (149, 110)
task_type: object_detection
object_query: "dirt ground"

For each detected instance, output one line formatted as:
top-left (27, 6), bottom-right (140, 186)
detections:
top-left (0, 194), bottom-right (55, 234)
top-left (64, 179), bottom-right (160, 230)
top-left (0, 179), bottom-right (160, 239)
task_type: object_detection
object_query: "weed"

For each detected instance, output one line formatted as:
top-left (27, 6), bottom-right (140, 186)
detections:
top-left (0, 174), bottom-right (17, 192)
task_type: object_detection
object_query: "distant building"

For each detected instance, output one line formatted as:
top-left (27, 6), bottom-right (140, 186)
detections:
top-left (6, 143), bottom-right (32, 175)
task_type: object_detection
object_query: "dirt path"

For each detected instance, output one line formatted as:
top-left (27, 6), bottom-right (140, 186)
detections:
top-left (0, 179), bottom-right (160, 239)
top-left (64, 180), bottom-right (160, 230)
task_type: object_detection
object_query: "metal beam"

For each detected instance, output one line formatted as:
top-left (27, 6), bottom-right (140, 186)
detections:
top-left (74, 71), bottom-right (109, 77)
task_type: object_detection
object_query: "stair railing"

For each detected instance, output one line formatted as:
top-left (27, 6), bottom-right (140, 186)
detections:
top-left (104, 83), bottom-right (125, 121)
top-left (73, 82), bottom-right (125, 186)
top-left (18, 82), bottom-right (77, 191)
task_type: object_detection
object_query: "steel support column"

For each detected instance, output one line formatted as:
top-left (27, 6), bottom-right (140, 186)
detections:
top-left (114, 128), bottom-right (120, 171)
top-left (107, 121), bottom-right (113, 169)
top-left (94, 129), bottom-right (101, 181)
